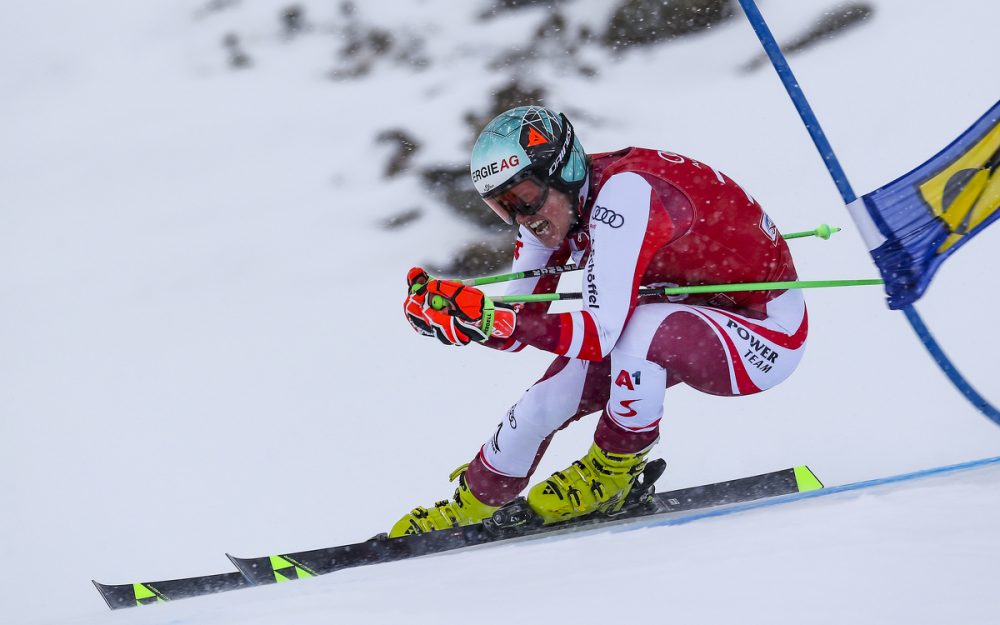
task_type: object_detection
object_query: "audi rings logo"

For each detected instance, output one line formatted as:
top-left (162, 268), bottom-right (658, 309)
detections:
top-left (592, 206), bottom-right (625, 228)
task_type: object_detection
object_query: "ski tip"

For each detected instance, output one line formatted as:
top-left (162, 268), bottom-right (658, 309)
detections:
top-left (226, 553), bottom-right (267, 583)
top-left (91, 580), bottom-right (112, 595)
top-left (225, 553), bottom-right (246, 570)
top-left (793, 465), bottom-right (824, 492)
top-left (91, 579), bottom-right (128, 610)
top-left (92, 580), bottom-right (113, 610)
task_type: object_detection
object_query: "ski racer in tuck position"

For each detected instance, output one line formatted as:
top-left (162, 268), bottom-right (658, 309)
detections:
top-left (395, 106), bottom-right (808, 536)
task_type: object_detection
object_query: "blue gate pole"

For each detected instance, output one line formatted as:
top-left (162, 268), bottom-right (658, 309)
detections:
top-left (736, 0), bottom-right (1000, 424)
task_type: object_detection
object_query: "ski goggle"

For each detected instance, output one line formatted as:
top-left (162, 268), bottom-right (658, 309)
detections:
top-left (482, 174), bottom-right (550, 225)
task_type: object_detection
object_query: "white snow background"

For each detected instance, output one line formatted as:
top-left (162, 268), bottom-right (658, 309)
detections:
top-left (2, 1), bottom-right (999, 623)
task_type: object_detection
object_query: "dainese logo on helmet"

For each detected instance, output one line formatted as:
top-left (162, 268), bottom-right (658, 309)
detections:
top-left (472, 155), bottom-right (520, 182)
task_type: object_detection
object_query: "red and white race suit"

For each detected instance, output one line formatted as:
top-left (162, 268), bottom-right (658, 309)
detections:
top-left (465, 148), bottom-right (809, 505)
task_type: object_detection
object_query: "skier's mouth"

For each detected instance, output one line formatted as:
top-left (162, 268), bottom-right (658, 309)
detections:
top-left (528, 218), bottom-right (549, 237)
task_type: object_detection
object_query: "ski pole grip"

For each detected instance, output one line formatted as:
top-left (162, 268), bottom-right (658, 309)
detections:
top-left (409, 274), bottom-right (445, 309)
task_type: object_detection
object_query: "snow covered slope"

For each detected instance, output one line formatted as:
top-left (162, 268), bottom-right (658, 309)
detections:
top-left (1, 1), bottom-right (998, 623)
top-left (78, 459), bottom-right (1000, 625)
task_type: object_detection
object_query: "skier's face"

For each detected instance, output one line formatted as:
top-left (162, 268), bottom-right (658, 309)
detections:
top-left (513, 182), bottom-right (575, 247)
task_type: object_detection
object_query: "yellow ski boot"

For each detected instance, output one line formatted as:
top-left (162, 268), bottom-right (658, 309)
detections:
top-left (388, 465), bottom-right (499, 537)
top-left (526, 442), bottom-right (650, 524)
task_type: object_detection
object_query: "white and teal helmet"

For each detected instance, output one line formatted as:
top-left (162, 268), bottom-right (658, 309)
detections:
top-left (470, 106), bottom-right (588, 224)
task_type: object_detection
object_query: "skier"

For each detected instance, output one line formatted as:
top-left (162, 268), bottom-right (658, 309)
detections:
top-left (394, 106), bottom-right (808, 536)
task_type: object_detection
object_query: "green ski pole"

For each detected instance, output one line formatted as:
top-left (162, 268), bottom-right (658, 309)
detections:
top-left (460, 263), bottom-right (580, 287)
top-left (459, 224), bottom-right (841, 287)
top-left (489, 278), bottom-right (884, 304)
top-left (781, 223), bottom-right (841, 240)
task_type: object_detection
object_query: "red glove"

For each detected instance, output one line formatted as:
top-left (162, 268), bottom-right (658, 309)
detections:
top-left (423, 279), bottom-right (517, 345)
top-left (403, 267), bottom-right (436, 338)
top-left (403, 268), bottom-right (478, 345)
top-left (402, 268), bottom-right (516, 346)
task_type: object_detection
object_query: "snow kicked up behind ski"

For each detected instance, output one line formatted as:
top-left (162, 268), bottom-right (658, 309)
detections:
top-left (93, 464), bottom-right (823, 609)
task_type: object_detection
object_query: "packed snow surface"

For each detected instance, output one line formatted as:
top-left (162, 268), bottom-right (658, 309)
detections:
top-left (1, 1), bottom-right (998, 623)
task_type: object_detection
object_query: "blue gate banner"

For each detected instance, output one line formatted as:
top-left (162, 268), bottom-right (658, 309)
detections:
top-left (848, 101), bottom-right (1000, 309)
